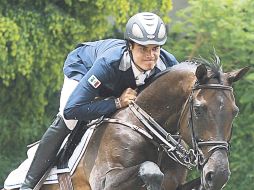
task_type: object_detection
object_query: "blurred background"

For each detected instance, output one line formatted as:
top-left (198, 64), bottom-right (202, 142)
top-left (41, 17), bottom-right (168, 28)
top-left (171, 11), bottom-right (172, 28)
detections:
top-left (0, 0), bottom-right (253, 189)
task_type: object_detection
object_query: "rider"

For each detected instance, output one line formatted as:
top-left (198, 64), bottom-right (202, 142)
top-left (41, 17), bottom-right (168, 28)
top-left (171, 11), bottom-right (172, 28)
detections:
top-left (20, 12), bottom-right (178, 190)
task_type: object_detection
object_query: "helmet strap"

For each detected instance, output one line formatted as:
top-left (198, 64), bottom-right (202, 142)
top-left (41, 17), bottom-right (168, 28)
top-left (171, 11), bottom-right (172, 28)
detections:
top-left (126, 40), bottom-right (146, 72)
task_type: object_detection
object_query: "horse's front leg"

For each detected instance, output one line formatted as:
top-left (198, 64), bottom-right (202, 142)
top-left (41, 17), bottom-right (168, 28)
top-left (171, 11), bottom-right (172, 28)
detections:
top-left (137, 161), bottom-right (164, 190)
top-left (90, 161), bottom-right (163, 190)
top-left (104, 164), bottom-right (143, 190)
top-left (161, 161), bottom-right (188, 190)
top-left (176, 178), bottom-right (201, 190)
top-left (107, 161), bottom-right (164, 190)
top-left (89, 124), bottom-right (163, 190)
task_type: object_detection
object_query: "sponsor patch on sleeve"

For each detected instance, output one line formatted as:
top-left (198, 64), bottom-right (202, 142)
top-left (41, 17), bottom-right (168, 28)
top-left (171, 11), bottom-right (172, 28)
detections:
top-left (88, 75), bottom-right (101, 88)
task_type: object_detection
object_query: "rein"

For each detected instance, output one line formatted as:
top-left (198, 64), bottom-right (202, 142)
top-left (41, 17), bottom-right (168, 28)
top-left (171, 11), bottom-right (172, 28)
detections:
top-left (129, 101), bottom-right (194, 169)
top-left (129, 83), bottom-right (233, 170)
top-left (129, 101), bottom-right (195, 169)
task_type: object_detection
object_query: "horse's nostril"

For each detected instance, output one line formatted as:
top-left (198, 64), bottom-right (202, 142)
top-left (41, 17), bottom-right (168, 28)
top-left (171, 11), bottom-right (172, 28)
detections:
top-left (206, 171), bottom-right (214, 183)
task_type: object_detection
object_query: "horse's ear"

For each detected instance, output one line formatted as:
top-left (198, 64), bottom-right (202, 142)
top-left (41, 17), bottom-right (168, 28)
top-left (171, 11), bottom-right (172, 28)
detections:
top-left (227, 66), bottom-right (250, 84)
top-left (195, 64), bottom-right (208, 83)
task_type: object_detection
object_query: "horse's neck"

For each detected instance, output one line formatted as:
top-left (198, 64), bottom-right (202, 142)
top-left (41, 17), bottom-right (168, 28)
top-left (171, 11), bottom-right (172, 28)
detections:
top-left (136, 69), bottom-right (196, 133)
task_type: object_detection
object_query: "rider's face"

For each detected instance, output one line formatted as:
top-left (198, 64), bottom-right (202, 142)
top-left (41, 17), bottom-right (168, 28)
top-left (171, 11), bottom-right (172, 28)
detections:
top-left (130, 43), bottom-right (160, 71)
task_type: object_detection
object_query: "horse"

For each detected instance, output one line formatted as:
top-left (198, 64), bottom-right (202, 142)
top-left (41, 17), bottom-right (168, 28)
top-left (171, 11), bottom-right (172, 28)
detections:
top-left (4, 57), bottom-right (249, 190)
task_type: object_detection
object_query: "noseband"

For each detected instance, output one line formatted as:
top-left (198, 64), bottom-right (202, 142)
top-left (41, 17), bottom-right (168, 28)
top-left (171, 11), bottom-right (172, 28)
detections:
top-left (129, 83), bottom-right (233, 170)
top-left (185, 83), bottom-right (233, 168)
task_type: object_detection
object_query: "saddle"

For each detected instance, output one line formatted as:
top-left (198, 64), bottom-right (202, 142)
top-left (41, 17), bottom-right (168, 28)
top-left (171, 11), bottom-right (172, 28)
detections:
top-left (57, 120), bottom-right (88, 169)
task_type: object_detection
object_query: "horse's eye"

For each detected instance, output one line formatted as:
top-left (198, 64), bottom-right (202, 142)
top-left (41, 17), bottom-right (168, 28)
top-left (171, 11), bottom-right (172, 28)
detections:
top-left (193, 104), bottom-right (206, 117)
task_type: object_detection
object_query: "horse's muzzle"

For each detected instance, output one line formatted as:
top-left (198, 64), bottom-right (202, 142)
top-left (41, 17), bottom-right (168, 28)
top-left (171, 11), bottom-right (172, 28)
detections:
top-left (201, 150), bottom-right (231, 190)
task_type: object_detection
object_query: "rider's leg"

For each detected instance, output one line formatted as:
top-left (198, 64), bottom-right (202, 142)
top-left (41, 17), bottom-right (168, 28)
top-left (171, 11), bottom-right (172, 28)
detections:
top-left (20, 115), bottom-right (71, 190)
top-left (20, 76), bottom-right (79, 190)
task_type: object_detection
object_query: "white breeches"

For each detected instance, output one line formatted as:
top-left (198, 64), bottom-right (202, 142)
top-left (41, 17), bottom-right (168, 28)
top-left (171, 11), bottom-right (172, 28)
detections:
top-left (58, 76), bottom-right (79, 130)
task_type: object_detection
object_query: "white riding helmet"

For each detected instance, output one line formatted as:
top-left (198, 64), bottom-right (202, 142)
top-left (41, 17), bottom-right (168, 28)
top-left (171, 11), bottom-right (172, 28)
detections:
top-left (125, 12), bottom-right (167, 46)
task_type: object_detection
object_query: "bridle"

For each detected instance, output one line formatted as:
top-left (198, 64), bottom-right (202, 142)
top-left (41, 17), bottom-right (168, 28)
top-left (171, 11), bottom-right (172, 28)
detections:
top-left (128, 82), bottom-right (233, 170)
top-left (181, 83), bottom-right (233, 169)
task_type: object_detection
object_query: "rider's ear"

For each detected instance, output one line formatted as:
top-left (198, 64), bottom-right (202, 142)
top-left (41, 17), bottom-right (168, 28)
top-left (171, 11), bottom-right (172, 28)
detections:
top-left (129, 42), bottom-right (134, 50)
top-left (195, 64), bottom-right (208, 83)
top-left (227, 66), bottom-right (250, 84)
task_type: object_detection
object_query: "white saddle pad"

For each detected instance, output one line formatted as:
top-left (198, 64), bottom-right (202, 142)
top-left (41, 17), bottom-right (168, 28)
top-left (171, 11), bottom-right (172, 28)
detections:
top-left (4, 126), bottom-right (96, 189)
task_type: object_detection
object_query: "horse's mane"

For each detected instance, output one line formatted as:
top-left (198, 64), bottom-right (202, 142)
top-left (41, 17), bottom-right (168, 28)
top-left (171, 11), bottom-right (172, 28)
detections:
top-left (154, 53), bottom-right (222, 81)
top-left (193, 53), bottom-right (223, 79)
top-left (138, 53), bottom-right (223, 93)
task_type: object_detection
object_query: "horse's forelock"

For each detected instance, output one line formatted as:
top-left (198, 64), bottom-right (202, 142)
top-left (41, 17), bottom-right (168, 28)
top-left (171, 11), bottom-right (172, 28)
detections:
top-left (191, 53), bottom-right (224, 82)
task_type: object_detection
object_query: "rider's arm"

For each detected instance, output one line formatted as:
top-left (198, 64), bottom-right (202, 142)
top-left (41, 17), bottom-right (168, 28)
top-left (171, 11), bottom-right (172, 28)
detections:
top-left (63, 57), bottom-right (118, 121)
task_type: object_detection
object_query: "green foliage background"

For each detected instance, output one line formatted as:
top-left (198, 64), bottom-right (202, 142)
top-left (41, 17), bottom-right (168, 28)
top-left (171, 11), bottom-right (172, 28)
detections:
top-left (0, 0), bottom-right (253, 189)
top-left (165, 0), bottom-right (254, 189)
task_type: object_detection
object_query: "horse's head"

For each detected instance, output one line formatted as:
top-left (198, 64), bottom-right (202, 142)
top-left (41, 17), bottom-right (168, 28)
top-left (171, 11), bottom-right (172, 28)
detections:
top-left (179, 58), bottom-right (249, 190)
top-left (135, 56), bottom-right (249, 189)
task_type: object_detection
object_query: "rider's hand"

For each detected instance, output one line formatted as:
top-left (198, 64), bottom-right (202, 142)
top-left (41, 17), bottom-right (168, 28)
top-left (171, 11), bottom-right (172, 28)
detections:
top-left (115, 88), bottom-right (137, 109)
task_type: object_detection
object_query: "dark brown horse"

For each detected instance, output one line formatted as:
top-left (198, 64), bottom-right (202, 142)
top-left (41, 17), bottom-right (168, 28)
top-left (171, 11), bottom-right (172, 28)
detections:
top-left (65, 58), bottom-right (247, 190)
top-left (4, 57), bottom-right (249, 190)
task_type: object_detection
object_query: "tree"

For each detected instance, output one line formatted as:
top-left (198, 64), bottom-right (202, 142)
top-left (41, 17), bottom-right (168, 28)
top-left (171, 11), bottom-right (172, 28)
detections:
top-left (0, 0), bottom-right (173, 184)
top-left (166, 0), bottom-right (254, 189)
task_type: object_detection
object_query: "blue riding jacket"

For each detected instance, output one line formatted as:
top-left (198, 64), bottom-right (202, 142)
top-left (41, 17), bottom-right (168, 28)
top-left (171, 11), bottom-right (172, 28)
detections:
top-left (63, 39), bottom-right (178, 121)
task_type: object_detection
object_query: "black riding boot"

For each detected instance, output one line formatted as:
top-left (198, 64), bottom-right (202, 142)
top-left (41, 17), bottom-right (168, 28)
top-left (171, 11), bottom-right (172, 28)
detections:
top-left (20, 115), bottom-right (71, 190)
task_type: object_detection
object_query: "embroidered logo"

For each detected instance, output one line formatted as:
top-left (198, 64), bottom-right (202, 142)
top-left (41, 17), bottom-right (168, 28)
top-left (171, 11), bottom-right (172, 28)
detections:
top-left (88, 75), bottom-right (101, 88)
